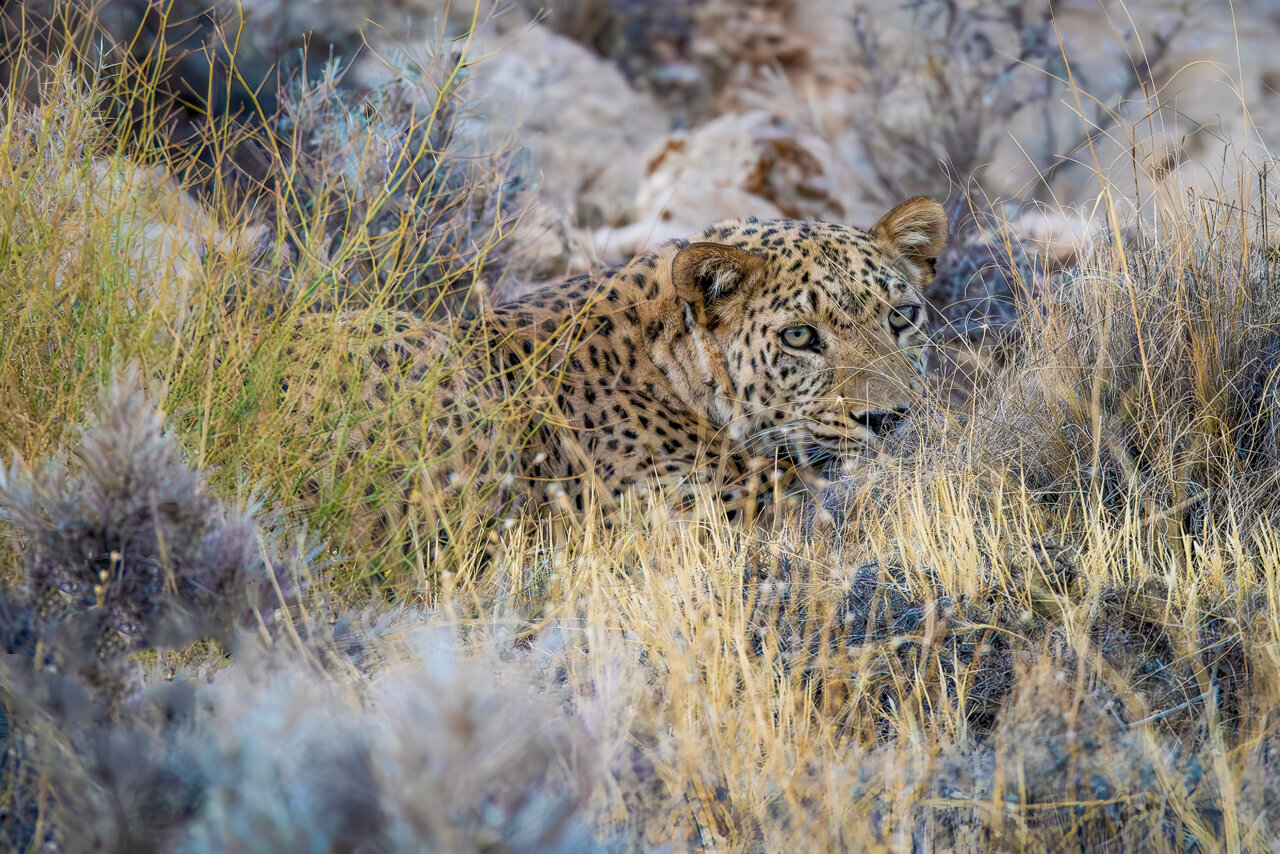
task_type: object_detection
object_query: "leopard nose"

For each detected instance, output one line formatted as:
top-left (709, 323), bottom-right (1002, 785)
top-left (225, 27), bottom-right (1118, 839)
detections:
top-left (857, 406), bottom-right (910, 436)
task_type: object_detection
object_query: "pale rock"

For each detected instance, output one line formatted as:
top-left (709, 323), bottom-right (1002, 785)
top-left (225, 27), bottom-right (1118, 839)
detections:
top-left (464, 21), bottom-right (670, 230)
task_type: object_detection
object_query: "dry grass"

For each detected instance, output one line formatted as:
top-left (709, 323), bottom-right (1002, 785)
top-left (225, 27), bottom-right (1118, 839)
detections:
top-left (3, 8), bottom-right (1280, 853)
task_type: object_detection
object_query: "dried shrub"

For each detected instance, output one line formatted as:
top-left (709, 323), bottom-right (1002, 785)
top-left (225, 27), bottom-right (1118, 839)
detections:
top-left (2, 2), bottom-right (532, 315)
top-left (173, 629), bottom-right (605, 854)
top-left (0, 373), bottom-right (610, 852)
top-left (0, 371), bottom-right (281, 851)
top-left (3, 0), bottom-right (309, 189)
top-left (7, 3), bottom-right (1280, 850)
top-left (957, 209), bottom-right (1280, 534)
top-left (265, 60), bottom-right (531, 313)
top-left (836, 1), bottom-right (1063, 203)
top-left (0, 0), bottom-right (454, 185)
top-left (0, 370), bottom-right (275, 677)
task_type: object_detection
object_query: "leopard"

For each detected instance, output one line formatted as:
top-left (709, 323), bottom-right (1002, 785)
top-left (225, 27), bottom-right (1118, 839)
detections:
top-left (282, 196), bottom-right (947, 555)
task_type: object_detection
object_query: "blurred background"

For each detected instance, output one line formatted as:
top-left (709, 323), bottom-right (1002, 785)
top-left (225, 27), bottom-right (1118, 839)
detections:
top-left (428, 0), bottom-right (1280, 258)
top-left (5, 0), bottom-right (1279, 326)
top-left (7, 6), bottom-right (1280, 851)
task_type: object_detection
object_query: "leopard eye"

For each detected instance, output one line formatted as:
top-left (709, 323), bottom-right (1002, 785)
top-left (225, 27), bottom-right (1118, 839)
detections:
top-left (781, 325), bottom-right (819, 350)
top-left (888, 304), bottom-right (921, 333)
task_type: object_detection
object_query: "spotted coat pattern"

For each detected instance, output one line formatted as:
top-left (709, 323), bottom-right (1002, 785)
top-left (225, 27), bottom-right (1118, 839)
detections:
top-left (302, 197), bottom-right (948, 527)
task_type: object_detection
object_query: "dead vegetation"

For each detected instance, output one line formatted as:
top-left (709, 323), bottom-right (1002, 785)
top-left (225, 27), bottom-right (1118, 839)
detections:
top-left (4, 2), bottom-right (1280, 852)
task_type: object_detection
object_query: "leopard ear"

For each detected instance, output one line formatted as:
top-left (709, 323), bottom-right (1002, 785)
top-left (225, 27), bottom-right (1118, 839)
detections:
top-left (872, 196), bottom-right (947, 285)
top-left (672, 242), bottom-right (766, 304)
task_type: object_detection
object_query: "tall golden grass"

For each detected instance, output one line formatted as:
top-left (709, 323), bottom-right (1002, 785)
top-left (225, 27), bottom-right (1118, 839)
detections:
top-left (3, 9), bottom-right (1280, 850)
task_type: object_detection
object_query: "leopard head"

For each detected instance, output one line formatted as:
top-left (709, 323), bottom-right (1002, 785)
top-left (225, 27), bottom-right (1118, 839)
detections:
top-left (673, 197), bottom-right (946, 465)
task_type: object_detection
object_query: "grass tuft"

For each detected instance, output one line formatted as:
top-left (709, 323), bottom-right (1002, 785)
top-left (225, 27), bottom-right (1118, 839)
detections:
top-left (3, 4), bottom-right (1280, 850)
